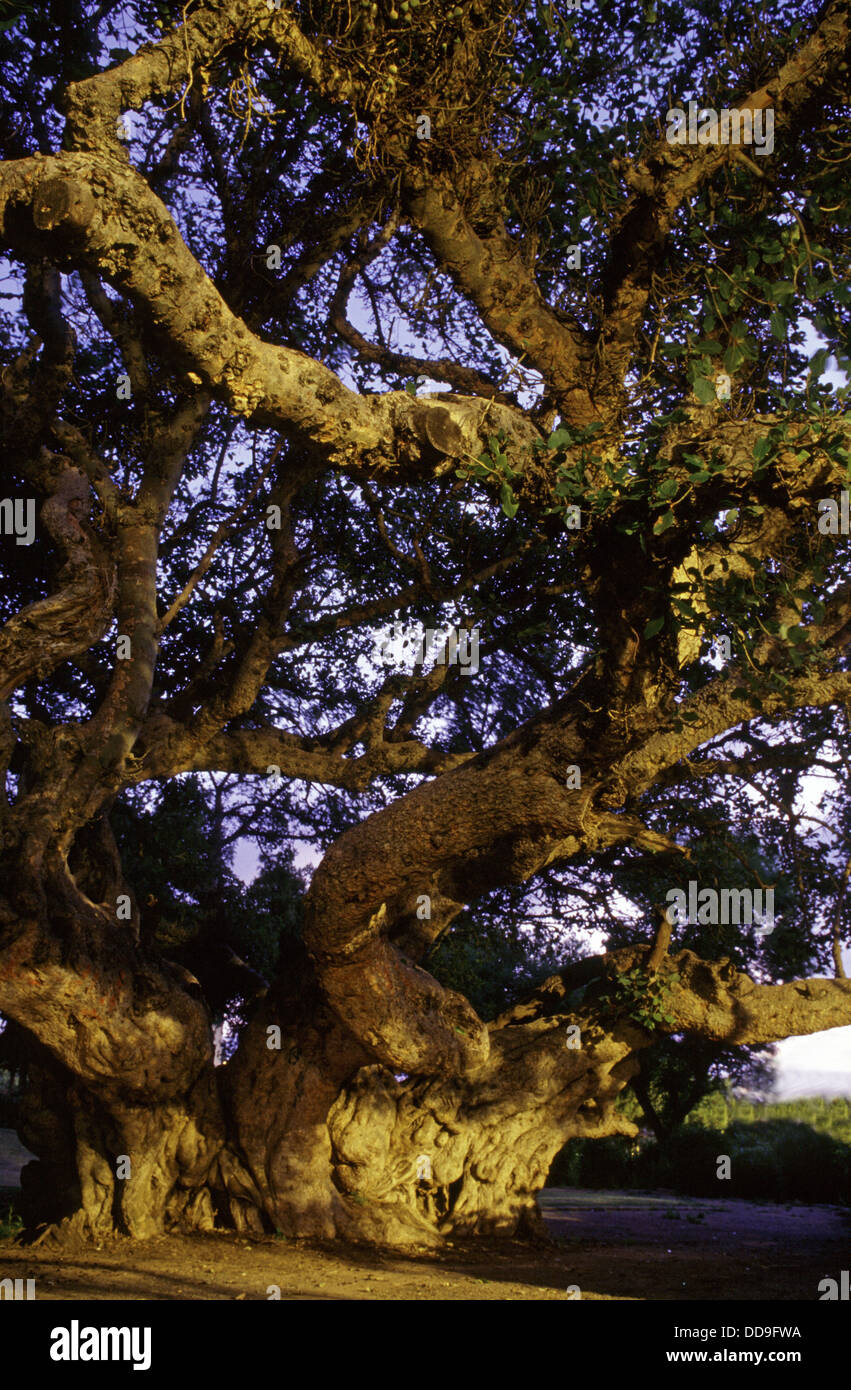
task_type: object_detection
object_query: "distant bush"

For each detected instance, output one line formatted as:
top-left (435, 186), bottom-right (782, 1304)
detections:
top-left (549, 1106), bottom-right (851, 1204)
top-left (549, 1135), bottom-right (649, 1191)
top-left (688, 1093), bottom-right (851, 1143)
top-left (654, 1124), bottom-right (736, 1198)
top-left (718, 1127), bottom-right (784, 1201)
top-left (0, 1199), bottom-right (22, 1239)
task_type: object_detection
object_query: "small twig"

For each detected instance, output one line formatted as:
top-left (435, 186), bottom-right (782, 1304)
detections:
top-left (157, 442), bottom-right (282, 634)
top-left (647, 906), bottom-right (673, 972)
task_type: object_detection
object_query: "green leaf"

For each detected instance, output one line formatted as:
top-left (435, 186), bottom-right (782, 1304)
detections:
top-left (723, 346), bottom-right (745, 373)
top-left (753, 437), bottom-right (771, 461)
top-left (693, 376), bottom-right (716, 405)
top-left (653, 510), bottom-right (676, 534)
top-left (770, 310), bottom-right (786, 341)
top-left (499, 483), bottom-right (519, 518)
top-left (644, 616), bottom-right (665, 639)
top-left (810, 278), bottom-right (838, 301)
top-left (548, 428), bottom-right (573, 450)
top-left (809, 348), bottom-right (829, 378)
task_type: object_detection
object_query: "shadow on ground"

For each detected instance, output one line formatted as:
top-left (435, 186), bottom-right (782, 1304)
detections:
top-left (0, 1130), bottom-right (847, 1300)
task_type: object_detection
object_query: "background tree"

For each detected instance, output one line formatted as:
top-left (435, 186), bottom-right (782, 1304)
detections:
top-left (0, 0), bottom-right (849, 1247)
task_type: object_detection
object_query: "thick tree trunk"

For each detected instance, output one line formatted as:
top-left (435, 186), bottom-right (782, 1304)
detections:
top-left (3, 743), bottom-right (851, 1249)
top-left (195, 946), bottom-right (644, 1248)
top-left (16, 1046), bottom-right (225, 1242)
top-left (0, 808), bottom-right (229, 1243)
top-left (6, 925), bottom-right (851, 1248)
top-left (192, 941), bottom-right (851, 1249)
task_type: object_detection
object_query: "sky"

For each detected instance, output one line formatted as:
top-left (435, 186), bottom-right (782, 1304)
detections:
top-left (775, 1025), bottom-right (851, 1099)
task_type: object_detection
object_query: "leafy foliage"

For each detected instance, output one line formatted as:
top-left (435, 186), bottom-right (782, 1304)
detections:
top-left (0, 0), bottom-right (848, 1105)
top-left (551, 1095), bottom-right (851, 1204)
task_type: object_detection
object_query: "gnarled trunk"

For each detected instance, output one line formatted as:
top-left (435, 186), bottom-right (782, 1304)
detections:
top-left (218, 945), bottom-right (641, 1247)
top-left (0, 803), bottom-right (228, 1242)
top-left (7, 916), bottom-right (851, 1247)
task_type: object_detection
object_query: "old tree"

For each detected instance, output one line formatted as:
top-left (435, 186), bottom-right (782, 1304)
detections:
top-left (0, 0), bottom-right (850, 1248)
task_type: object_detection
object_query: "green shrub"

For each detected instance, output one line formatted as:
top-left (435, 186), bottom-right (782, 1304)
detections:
top-left (0, 1200), bottom-right (23, 1239)
top-left (655, 1124), bottom-right (729, 1197)
top-left (548, 1112), bottom-right (851, 1204)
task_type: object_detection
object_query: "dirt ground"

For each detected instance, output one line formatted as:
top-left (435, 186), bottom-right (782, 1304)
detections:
top-left (1, 1190), bottom-right (848, 1301)
top-left (1, 1130), bottom-right (849, 1300)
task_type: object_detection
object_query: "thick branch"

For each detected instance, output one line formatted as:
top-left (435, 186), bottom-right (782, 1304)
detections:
top-left (0, 456), bottom-right (116, 701)
top-left (329, 216), bottom-right (518, 404)
top-left (128, 720), bottom-right (474, 789)
top-left (0, 154), bottom-right (537, 476)
top-left (502, 945), bottom-right (851, 1047)
top-left (661, 948), bottom-right (851, 1044)
top-left (404, 168), bottom-right (596, 425)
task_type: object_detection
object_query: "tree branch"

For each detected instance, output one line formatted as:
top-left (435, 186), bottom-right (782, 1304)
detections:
top-left (0, 153), bottom-right (537, 477)
top-left (595, 0), bottom-right (850, 406)
top-left (0, 455), bottom-right (116, 701)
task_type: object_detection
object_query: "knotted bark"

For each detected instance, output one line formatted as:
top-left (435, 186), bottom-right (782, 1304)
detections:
top-left (0, 454), bottom-right (115, 700)
top-left (212, 943), bottom-right (851, 1249)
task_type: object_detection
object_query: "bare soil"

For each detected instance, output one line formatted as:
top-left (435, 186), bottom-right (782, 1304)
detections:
top-left (1, 1131), bottom-right (848, 1300)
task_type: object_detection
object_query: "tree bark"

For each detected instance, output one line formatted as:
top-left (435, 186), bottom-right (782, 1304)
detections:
top-left (217, 942), bottom-right (851, 1248)
top-left (6, 878), bottom-right (851, 1248)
